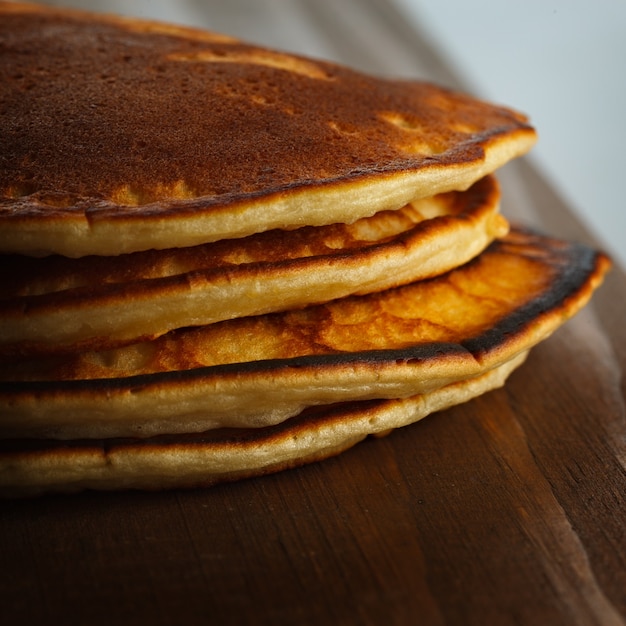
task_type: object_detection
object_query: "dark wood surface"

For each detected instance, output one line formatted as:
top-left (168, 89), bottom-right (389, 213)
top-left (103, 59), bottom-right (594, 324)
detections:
top-left (2, 2), bottom-right (625, 624)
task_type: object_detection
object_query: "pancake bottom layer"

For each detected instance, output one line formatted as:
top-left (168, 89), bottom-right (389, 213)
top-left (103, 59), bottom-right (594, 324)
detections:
top-left (0, 352), bottom-right (526, 497)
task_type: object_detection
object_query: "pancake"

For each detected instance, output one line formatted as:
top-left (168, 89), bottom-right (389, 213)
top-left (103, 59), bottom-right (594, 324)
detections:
top-left (0, 228), bottom-right (610, 440)
top-left (0, 353), bottom-right (527, 498)
top-left (0, 176), bottom-right (507, 356)
top-left (0, 4), bottom-right (608, 500)
top-left (0, 2), bottom-right (536, 257)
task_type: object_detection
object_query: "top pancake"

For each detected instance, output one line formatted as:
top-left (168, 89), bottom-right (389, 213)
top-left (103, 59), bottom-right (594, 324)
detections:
top-left (0, 2), bottom-right (536, 257)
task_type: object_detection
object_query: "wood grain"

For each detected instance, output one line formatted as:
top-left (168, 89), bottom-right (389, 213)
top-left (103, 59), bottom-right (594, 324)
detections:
top-left (1, 1), bottom-right (625, 625)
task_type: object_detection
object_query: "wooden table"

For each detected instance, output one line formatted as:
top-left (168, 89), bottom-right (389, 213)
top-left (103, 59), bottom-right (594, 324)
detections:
top-left (2, 1), bottom-right (625, 624)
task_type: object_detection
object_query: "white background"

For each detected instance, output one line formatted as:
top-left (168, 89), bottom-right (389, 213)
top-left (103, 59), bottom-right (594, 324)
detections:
top-left (395, 0), bottom-right (626, 268)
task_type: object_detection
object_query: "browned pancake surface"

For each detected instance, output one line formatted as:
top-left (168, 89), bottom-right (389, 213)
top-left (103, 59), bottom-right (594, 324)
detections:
top-left (0, 3), bottom-right (535, 255)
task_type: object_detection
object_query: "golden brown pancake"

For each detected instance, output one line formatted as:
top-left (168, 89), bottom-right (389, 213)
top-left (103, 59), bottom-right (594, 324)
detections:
top-left (0, 229), bottom-right (610, 440)
top-left (0, 176), bottom-right (507, 356)
top-left (0, 2), bottom-right (536, 257)
top-left (0, 5), bottom-right (608, 500)
top-left (0, 353), bottom-right (527, 498)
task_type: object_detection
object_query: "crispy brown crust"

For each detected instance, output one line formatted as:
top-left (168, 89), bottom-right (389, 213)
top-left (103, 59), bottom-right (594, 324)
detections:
top-left (0, 2), bottom-right (536, 255)
top-left (0, 7), bottom-right (531, 207)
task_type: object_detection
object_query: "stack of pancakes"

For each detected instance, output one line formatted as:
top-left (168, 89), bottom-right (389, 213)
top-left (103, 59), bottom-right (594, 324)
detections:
top-left (0, 2), bottom-right (610, 496)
